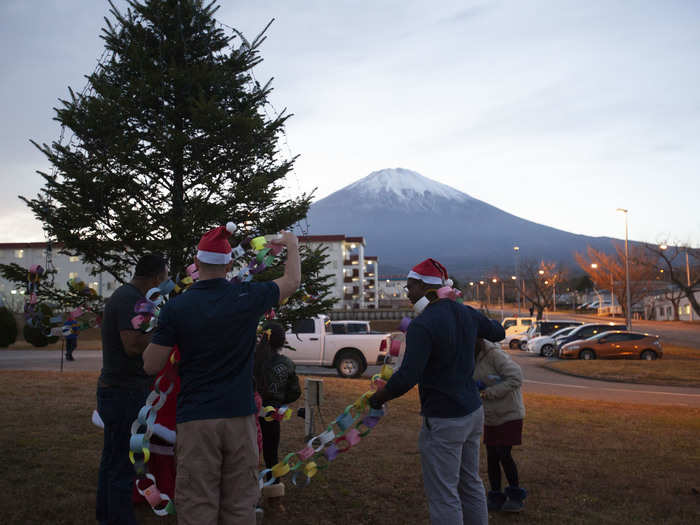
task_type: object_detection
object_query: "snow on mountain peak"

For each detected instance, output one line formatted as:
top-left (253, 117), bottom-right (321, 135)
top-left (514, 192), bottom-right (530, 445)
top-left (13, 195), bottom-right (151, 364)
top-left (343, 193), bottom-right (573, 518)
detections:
top-left (346, 168), bottom-right (473, 203)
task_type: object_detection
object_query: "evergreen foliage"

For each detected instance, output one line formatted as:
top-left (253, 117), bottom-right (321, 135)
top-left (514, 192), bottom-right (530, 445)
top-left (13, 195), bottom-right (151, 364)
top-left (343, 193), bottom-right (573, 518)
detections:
top-left (19, 0), bottom-right (336, 322)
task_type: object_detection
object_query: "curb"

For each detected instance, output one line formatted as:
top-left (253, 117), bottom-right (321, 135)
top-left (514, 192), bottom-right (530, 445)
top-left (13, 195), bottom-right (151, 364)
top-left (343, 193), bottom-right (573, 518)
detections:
top-left (540, 362), bottom-right (700, 389)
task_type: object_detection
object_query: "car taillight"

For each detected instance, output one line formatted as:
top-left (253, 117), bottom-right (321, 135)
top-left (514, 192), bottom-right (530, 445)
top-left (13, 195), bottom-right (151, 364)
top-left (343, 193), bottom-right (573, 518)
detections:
top-left (380, 339), bottom-right (387, 352)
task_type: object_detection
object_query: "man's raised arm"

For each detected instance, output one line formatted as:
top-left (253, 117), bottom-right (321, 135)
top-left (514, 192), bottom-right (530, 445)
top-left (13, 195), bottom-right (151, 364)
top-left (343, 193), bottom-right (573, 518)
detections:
top-left (270, 232), bottom-right (301, 301)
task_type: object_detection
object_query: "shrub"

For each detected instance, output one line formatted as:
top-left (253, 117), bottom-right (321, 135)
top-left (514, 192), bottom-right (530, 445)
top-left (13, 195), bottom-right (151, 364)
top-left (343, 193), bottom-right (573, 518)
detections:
top-left (0, 307), bottom-right (18, 347)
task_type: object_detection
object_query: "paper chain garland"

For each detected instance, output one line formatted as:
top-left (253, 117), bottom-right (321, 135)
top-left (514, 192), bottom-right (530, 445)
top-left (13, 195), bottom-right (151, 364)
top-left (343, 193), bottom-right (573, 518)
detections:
top-left (257, 363), bottom-right (394, 489)
top-left (128, 354), bottom-right (180, 516)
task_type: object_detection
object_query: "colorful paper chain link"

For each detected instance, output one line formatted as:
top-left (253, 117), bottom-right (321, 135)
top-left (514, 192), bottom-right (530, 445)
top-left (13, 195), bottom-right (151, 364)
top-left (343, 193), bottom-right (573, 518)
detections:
top-left (129, 356), bottom-right (179, 516)
top-left (258, 363), bottom-right (395, 488)
top-left (230, 235), bottom-right (284, 284)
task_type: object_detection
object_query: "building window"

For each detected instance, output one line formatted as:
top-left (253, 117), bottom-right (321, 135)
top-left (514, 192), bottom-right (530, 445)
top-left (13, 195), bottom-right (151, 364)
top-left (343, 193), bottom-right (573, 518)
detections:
top-left (686, 305), bottom-right (691, 314)
top-left (69, 256), bottom-right (80, 262)
top-left (667, 306), bottom-right (672, 317)
top-left (69, 272), bottom-right (78, 279)
top-left (14, 249), bottom-right (24, 259)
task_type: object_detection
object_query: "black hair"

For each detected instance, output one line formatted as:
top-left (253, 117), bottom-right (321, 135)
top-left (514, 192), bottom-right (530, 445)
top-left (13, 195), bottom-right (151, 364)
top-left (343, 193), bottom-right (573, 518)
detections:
top-left (253, 321), bottom-right (286, 395)
top-left (134, 253), bottom-right (167, 278)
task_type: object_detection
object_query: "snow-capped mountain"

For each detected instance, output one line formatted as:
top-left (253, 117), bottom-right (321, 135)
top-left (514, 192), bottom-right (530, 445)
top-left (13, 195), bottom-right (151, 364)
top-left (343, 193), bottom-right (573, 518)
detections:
top-left (305, 168), bottom-right (617, 276)
top-left (344, 168), bottom-right (474, 210)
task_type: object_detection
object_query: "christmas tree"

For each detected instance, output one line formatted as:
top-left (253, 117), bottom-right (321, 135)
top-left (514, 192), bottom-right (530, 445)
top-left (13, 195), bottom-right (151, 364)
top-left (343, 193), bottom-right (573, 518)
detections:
top-left (14, 0), bottom-right (336, 322)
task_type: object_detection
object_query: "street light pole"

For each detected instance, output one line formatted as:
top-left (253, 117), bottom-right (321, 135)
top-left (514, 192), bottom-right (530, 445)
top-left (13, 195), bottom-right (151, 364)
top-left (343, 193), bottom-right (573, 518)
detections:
top-left (617, 208), bottom-right (632, 330)
top-left (514, 246), bottom-right (520, 315)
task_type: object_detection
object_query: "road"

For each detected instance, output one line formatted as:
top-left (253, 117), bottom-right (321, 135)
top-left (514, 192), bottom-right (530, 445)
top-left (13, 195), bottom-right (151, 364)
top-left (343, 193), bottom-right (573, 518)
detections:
top-left (2, 347), bottom-right (699, 408)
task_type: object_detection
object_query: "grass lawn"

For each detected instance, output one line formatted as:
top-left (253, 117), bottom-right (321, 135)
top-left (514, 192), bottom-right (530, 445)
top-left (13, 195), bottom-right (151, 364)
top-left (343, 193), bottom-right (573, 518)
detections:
top-left (546, 345), bottom-right (700, 387)
top-left (1, 372), bottom-right (699, 524)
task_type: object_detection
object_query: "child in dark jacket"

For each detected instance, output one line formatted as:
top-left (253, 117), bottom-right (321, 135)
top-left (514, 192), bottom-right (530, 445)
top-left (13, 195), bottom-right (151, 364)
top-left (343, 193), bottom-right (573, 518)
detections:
top-left (254, 322), bottom-right (301, 481)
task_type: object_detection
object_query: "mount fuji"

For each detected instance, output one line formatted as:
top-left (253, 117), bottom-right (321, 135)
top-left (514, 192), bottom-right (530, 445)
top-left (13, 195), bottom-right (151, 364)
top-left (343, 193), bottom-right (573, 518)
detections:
top-left (305, 168), bottom-right (617, 277)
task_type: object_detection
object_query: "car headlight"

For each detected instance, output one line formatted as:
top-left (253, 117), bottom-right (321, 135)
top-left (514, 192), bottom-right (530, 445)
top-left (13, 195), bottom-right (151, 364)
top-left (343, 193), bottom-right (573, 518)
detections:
top-left (567, 345), bottom-right (580, 351)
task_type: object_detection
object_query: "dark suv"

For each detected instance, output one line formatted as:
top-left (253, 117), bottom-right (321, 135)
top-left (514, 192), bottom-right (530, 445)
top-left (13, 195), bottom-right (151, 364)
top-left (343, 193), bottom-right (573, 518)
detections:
top-left (556, 323), bottom-right (627, 350)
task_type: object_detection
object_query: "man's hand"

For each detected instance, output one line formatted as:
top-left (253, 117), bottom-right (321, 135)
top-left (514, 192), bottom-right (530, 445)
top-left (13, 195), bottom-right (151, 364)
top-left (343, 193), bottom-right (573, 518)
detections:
top-left (369, 388), bottom-right (391, 409)
top-left (268, 231), bottom-right (298, 249)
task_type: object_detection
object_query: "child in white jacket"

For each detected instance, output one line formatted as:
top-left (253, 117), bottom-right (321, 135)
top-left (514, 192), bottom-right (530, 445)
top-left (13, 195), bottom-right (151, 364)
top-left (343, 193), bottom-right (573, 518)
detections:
top-left (474, 339), bottom-right (527, 512)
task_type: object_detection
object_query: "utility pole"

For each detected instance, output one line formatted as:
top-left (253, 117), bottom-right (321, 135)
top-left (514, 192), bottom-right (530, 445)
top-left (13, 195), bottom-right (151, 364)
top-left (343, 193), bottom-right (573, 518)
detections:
top-left (617, 208), bottom-right (632, 330)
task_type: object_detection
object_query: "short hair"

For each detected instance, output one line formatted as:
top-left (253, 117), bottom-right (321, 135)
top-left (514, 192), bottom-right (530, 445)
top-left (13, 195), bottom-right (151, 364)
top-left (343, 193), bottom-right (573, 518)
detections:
top-left (134, 253), bottom-right (167, 278)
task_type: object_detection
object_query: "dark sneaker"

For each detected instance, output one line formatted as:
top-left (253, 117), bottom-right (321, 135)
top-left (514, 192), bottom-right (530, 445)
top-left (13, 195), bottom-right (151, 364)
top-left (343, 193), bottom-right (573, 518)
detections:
top-left (487, 491), bottom-right (506, 511)
top-left (502, 486), bottom-right (527, 512)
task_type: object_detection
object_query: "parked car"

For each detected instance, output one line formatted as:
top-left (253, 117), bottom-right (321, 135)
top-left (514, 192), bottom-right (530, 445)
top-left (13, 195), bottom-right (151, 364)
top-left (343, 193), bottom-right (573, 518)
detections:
top-left (525, 319), bottom-right (582, 340)
top-left (556, 322), bottom-right (627, 349)
top-left (503, 330), bottom-right (530, 350)
top-left (517, 319), bottom-right (582, 351)
top-left (284, 315), bottom-right (391, 378)
top-left (502, 317), bottom-right (535, 337)
top-left (559, 331), bottom-right (663, 360)
top-left (525, 326), bottom-right (578, 357)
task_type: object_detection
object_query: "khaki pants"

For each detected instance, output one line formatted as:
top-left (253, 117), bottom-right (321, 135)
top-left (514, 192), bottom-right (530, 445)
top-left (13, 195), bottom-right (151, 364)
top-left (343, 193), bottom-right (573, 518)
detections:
top-left (175, 415), bottom-right (259, 525)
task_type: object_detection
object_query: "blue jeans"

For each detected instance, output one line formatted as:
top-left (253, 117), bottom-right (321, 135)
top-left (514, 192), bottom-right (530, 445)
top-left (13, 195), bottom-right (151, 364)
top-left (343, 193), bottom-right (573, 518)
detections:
top-left (96, 385), bottom-right (149, 525)
top-left (418, 407), bottom-right (488, 525)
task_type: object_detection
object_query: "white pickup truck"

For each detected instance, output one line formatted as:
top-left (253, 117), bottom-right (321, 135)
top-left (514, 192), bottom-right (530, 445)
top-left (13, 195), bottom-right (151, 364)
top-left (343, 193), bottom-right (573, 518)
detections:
top-left (283, 315), bottom-right (391, 378)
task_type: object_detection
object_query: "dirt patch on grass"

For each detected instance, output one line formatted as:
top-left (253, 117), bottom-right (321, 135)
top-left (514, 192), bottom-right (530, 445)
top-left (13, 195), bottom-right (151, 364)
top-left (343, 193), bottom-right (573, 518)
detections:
top-left (0, 371), bottom-right (698, 524)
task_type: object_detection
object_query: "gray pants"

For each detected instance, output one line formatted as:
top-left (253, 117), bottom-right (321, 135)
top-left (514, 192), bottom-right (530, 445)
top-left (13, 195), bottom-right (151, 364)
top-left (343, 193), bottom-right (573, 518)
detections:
top-left (418, 406), bottom-right (488, 525)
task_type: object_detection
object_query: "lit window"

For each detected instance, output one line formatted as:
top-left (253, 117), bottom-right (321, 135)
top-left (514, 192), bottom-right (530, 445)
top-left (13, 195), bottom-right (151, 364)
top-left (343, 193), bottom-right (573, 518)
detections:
top-left (15, 249), bottom-right (24, 258)
top-left (686, 305), bottom-right (691, 314)
top-left (69, 256), bottom-right (80, 262)
top-left (69, 272), bottom-right (78, 279)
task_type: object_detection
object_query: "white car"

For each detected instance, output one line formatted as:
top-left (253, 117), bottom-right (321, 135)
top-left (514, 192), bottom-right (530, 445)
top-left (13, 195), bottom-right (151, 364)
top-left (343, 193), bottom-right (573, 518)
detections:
top-left (525, 326), bottom-right (577, 357)
top-left (502, 330), bottom-right (529, 350)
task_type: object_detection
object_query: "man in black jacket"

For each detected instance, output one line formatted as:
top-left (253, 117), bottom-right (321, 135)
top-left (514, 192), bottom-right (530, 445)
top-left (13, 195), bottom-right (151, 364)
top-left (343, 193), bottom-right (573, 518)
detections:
top-left (370, 258), bottom-right (505, 525)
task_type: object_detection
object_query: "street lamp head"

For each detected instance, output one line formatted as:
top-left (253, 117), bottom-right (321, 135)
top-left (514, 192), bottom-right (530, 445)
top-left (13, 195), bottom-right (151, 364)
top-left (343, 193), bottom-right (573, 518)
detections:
top-left (616, 208), bottom-right (628, 214)
top-left (544, 280), bottom-right (549, 285)
top-left (659, 244), bottom-right (668, 250)
top-left (492, 278), bottom-right (497, 283)
top-left (591, 263), bottom-right (598, 269)
top-left (513, 246), bottom-right (519, 251)
top-left (479, 280), bottom-right (484, 285)
top-left (469, 281), bottom-right (474, 286)
top-left (511, 275), bottom-right (517, 280)
top-left (538, 269), bottom-right (545, 275)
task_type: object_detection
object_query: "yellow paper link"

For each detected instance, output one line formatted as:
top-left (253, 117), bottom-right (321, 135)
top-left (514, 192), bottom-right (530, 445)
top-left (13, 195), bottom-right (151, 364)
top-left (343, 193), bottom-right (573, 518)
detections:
top-left (304, 461), bottom-right (318, 478)
top-left (129, 447), bottom-right (151, 465)
top-left (271, 461), bottom-right (290, 479)
top-left (353, 391), bottom-right (374, 411)
top-left (250, 236), bottom-right (267, 251)
top-left (279, 297), bottom-right (289, 305)
top-left (380, 364), bottom-right (394, 380)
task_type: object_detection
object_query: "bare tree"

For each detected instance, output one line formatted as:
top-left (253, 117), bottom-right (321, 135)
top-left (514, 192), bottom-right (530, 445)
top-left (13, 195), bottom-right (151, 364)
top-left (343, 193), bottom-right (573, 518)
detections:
top-left (515, 259), bottom-right (563, 320)
top-left (645, 242), bottom-right (700, 318)
top-left (575, 244), bottom-right (656, 318)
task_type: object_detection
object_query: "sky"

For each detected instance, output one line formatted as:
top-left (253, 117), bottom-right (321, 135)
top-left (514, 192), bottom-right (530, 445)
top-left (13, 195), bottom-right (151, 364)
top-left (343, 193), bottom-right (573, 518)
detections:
top-left (1, 0), bottom-right (699, 247)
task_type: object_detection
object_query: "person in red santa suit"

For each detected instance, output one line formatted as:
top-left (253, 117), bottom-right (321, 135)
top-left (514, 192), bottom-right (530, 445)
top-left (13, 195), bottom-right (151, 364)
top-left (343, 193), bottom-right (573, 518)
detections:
top-left (143, 223), bottom-right (300, 525)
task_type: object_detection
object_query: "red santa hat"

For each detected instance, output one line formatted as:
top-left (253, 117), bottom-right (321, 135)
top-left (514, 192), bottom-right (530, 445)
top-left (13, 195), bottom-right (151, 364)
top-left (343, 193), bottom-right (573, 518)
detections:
top-left (196, 222), bottom-right (237, 264)
top-left (407, 258), bottom-right (453, 287)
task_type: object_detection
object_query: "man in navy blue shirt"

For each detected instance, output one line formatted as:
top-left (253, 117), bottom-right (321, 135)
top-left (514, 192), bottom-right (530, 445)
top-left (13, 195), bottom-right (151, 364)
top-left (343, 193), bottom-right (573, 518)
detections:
top-left (370, 258), bottom-right (505, 525)
top-left (144, 225), bottom-right (300, 525)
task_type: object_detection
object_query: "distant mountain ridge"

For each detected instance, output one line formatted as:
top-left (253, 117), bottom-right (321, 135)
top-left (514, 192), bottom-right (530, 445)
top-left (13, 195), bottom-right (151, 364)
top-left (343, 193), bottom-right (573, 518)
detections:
top-left (305, 168), bottom-right (617, 277)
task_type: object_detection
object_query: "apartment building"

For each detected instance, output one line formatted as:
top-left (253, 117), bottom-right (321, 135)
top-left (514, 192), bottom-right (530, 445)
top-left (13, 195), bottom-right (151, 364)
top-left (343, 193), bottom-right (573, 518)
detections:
top-left (0, 237), bottom-right (382, 311)
top-left (298, 235), bottom-right (379, 309)
top-left (0, 242), bottom-right (121, 310)
top-left (378, 276), bottom-right (410, 308)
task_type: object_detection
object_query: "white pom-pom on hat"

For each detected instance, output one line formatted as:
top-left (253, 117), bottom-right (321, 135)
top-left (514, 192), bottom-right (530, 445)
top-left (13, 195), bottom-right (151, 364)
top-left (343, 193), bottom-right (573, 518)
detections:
top-left (226, 222), bottom-right (237, 234)
top-left (446, 279), bottom-right (454, 287)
